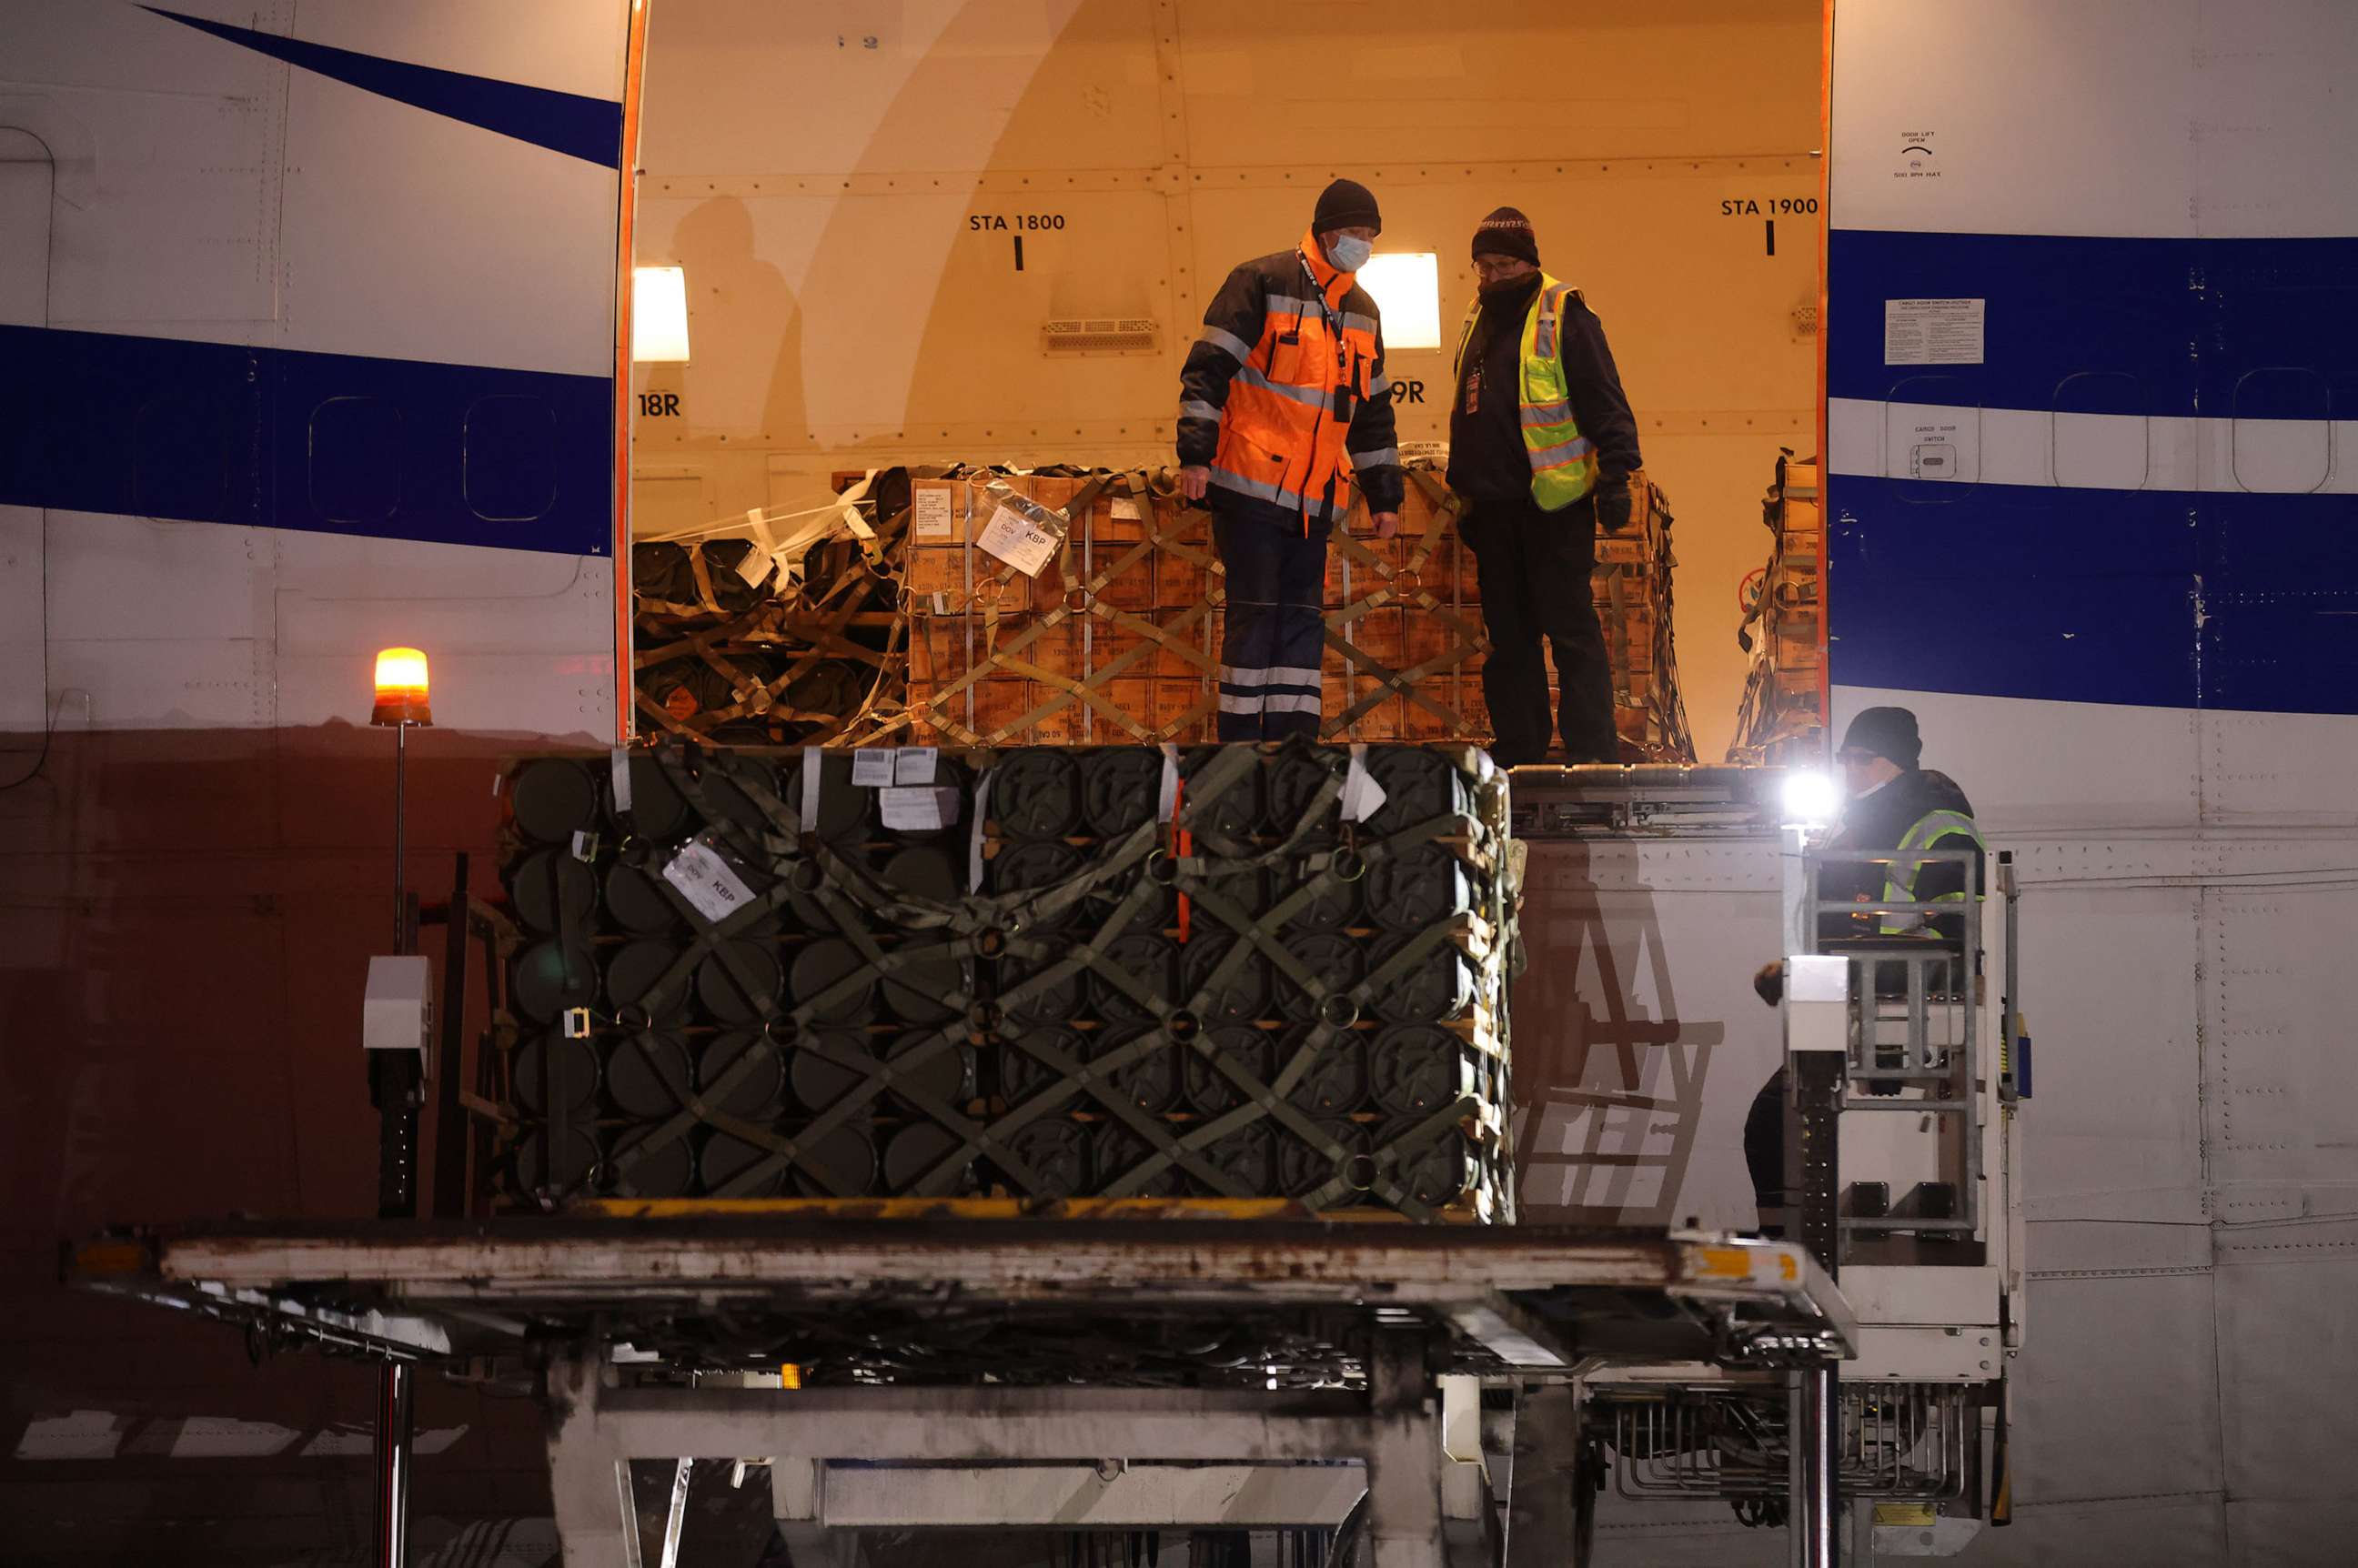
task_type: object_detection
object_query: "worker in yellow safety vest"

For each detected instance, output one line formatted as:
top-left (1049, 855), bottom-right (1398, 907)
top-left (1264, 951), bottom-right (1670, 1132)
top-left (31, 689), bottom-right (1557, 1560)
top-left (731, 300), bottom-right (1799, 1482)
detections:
top-left (1745, 706), bottom-right (1990, 1230)
top-left (1176, 178), bottom-right (1405, 740)
top-left (1817, 706), bottom-right (1989, 940)
top-left (1447, 207), bottom-right (1648, 765)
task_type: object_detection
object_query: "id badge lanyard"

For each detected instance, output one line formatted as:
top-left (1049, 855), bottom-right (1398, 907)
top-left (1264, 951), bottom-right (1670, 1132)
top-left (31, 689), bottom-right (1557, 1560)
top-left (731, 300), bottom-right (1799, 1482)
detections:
top-left (1299, 254), bottom-right (1356, 423)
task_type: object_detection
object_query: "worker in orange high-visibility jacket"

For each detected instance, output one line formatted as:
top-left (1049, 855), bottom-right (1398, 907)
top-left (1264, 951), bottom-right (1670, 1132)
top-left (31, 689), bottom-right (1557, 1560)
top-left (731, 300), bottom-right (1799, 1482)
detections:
top-left (1176, 178), bottom-right (1406, 740)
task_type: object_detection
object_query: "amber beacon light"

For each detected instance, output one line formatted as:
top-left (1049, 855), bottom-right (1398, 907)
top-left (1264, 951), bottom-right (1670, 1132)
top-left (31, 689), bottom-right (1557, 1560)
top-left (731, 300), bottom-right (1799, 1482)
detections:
top-left (371, 646), bottom-right (432, 956)
top-left (366, 643), bottom-right (433, 1546)
top-left (372, 647), bottom-right (433, 728)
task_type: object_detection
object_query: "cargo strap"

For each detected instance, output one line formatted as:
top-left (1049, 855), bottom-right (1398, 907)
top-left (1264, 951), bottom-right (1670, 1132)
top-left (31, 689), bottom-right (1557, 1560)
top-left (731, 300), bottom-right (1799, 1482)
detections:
top-left (687, 545), bottom-right (724, 615)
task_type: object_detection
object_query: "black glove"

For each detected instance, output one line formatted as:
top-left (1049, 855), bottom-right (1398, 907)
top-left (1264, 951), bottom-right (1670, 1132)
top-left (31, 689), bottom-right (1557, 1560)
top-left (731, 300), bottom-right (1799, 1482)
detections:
top-left (1752, 960), bottom-right (1785, 1009)
top-left (1594, 474), bottom-right (1631, 535)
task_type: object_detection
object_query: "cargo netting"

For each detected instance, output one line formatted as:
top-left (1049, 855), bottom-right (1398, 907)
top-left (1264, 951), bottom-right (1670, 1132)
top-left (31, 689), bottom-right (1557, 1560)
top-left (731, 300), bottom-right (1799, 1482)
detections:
top-left (490, 739), bottom-right (1519, 1221)
top-left (632, 462), bottom-right (1694, 763)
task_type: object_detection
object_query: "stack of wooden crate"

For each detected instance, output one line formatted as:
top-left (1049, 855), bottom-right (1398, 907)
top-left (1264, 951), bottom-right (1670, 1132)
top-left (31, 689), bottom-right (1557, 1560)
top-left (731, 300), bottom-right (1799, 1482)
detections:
top-left (901, 470), bottom-right (1223, 746)
top-left (878, 463), bottom-right (1690, 760)
top-left (1728, 452), bottom-right (1824, 764)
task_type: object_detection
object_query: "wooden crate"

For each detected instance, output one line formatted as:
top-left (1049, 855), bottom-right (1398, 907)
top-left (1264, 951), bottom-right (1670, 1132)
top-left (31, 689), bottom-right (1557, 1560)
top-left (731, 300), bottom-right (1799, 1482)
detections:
top-left (1403, 675), bottom-right (1487, 742)
top-left (1325, 672), bottom-right (1403, 741)
top-left (1153, 677), bottom-right (1217, 742)
top-left (1155, 511), bottom-right (1219, 608)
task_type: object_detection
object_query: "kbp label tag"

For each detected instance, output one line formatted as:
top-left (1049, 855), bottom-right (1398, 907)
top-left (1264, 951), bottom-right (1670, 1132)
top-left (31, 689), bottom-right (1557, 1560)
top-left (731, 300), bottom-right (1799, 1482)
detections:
top-left (973, 486), bottom-right (1069, 578)
top-left (662, 840), bottom-right (756, 924)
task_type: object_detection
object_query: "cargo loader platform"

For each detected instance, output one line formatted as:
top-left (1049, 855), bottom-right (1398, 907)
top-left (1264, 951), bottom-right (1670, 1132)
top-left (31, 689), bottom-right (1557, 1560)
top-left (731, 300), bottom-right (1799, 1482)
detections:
top-left (70, 1213), bottom-right (1853, 1568)
top-left (69, 1211), bottom-right (1850, 1376)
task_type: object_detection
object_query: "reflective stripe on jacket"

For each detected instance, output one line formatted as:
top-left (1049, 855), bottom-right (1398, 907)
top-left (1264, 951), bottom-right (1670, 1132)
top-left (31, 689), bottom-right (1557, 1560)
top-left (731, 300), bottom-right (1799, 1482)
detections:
top-left (1879, 809), bottom-right (1988, 936)
top-left (1175, 229), bottom-right (1405, 531)
top-left (1450, 273), bottom-right (1600, 511)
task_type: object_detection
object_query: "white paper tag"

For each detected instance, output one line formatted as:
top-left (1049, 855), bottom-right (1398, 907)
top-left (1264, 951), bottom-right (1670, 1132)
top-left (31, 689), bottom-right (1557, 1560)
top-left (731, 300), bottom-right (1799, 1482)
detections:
top-left (851, 749), bottom-right (896, 788)
top-left (1340, 744), bottom-right (1388, 823)
top-left (975, 500), bottom-right (1065, 578)
top-left (569, 829), bottom-right (600, 862)
top-left (662, 840), bottom-right (756, 924)
top-left (895, 746), bottom-right (939, 785)
top-left (970, 768), bottom-right (993, 890)
top-left (912, 487), bottom-right (955, 541)
top-left (610, 746), bottom-right (633, 813)
top-left (882, 785), bottom-right (962, 831)
top-left (800, 747), bottom-right (821, 832)
top-left (731, 538), bottom-right (771, 588)
top-left (1110, 496), bottom-right (1143, 521)
top-left (838, 498), bottom-right (876, 541)
top-left (1156, 744), bottom-right (1181, 824)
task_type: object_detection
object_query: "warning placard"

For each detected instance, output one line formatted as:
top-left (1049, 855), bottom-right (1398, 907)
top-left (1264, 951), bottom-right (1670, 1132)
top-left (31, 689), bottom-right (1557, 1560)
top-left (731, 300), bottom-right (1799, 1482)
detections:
top-left (1884, 298), bottom-right (1985, 366)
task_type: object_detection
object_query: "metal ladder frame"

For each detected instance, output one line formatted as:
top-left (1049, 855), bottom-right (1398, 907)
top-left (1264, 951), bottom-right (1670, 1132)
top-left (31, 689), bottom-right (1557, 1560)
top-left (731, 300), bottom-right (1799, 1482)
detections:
top-left (1801, 845), bottom-right (1986, 1244)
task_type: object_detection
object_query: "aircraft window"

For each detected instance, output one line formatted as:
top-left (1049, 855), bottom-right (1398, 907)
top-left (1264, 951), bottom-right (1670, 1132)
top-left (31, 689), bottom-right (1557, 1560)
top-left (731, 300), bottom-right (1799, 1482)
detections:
top-left (2051, 373), bottom-right (2149, 491)
top-left (133, 389), bottom-right (235, 523)
top-left (464, 395), bottom-right (559, 521)
top-left (308, 397), bottom-right (404, 525)
top-left (1881, 376), bottom-right (1978, 503)
top-left (2231, 368), bottom-right (2331, 494)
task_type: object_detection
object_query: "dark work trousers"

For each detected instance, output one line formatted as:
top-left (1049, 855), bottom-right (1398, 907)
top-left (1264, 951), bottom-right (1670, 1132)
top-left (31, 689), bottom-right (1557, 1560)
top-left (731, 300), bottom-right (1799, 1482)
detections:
top-left (1744, 1068), bottom-right (1788, 1231)
top-left (1214, 512), bottom-right (1328, 740)
top-left (1459, 491), bottom-right (1619, 764)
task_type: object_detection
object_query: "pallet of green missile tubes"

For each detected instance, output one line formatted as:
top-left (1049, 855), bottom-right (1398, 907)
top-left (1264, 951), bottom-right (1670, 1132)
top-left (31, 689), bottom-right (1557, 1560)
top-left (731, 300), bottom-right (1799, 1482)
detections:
top-left (488, 738), bottom-right (1520, 1222)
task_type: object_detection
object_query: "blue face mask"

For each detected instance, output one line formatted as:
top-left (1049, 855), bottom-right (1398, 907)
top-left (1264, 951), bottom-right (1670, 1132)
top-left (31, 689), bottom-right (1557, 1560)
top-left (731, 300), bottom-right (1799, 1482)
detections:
top-left (1325, 235), bottom-right (1373, 272)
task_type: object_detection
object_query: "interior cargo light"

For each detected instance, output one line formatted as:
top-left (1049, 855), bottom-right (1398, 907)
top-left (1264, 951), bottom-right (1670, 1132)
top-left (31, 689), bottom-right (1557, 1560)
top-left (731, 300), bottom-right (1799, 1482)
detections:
top-left (1780, 769), bottom-right (1838, 828)
top-left (372, 647), bottom-right (431, 728)
top-left (632, 265), bottom-right (691, 363)
top-left (1355, 252), bottom-right (1441, 350)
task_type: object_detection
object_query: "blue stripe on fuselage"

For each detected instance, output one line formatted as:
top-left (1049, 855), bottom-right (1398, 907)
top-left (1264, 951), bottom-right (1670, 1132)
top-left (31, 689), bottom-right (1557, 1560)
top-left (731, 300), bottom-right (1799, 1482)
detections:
top-left (0, 325), bottom-right (611, 558)
top-left (145, 7), bottom-right (623, 168)
top-left (1828, 474), bottom-right (2358, 716)
top-left (1828, 229), bottom-right (2358, 418)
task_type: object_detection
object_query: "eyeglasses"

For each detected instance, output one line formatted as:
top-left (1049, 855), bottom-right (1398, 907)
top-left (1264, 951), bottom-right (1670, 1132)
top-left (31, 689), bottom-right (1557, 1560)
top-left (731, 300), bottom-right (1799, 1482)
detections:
top-left (1473, 258), bottom-right (1528, 281)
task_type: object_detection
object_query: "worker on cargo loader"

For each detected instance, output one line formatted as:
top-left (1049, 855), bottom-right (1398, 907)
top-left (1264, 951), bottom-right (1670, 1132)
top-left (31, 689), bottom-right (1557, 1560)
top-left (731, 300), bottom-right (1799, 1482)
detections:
top-left (1447, 207), bottom-right (1647, 766)
top-left (1809, 706), bottom-right (1987, 944)
top-left (1176, 178), bottom-right (1406, 739)
top-left (1744, 706), bottom-right (1990, 1229)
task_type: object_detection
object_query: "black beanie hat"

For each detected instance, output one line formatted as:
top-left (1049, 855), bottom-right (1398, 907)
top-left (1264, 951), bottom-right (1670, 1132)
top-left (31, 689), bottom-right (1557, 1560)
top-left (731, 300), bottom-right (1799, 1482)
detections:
top-left (1313, 178), bottom-right (1382, 236)
top-left (1472, 206), bottom-right (1540, 266)
top-left (1840, 706), bottom-right (1922, 769)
